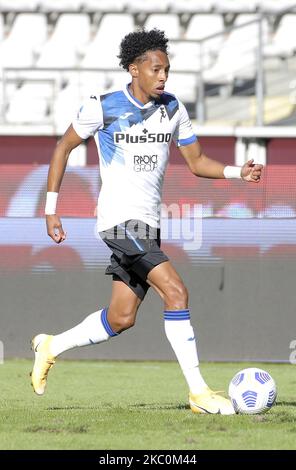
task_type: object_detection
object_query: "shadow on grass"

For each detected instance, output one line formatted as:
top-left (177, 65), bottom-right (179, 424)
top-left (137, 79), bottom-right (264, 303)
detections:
top-left (46, 403), bottom-right (188, 411)
top-left (25, 425), bottom-right (89, 433)
top-left (276, 401), bottom-right (296, 407)
top-left (130, 403), bottom-right (188, 410)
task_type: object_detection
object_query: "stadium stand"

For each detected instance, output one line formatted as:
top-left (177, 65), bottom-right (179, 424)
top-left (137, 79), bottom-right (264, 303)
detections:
top-left (0, 1), bottom-right (295, 135)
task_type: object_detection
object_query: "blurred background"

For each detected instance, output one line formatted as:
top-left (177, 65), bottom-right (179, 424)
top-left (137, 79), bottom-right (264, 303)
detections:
top-left (0, 0), bottom-right (295, 362)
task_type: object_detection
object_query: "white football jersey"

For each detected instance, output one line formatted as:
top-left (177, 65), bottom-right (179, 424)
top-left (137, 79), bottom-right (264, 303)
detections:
top-left (72, 84), bottom-right (197, 231)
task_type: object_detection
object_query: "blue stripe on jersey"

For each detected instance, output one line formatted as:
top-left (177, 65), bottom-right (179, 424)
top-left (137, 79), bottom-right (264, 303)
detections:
top-left (101, 308), bottom-right (118, 337)
top-left (98, 129), bottom-right (124, 167)
top-left (178, 135), bottom-right (197, 147)
top-left (99, 91), bottom-right (130, 166)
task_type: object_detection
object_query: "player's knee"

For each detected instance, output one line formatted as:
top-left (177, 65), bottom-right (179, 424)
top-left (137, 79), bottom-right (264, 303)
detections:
top-left (119, 314), bottom-right (136, 331)
top-left (165, 281), bottom-right (188, 309)
top-left (110, 309), bottom-right (137, 332)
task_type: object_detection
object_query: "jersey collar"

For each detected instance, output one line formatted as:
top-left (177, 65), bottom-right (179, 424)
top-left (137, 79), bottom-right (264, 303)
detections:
top-left (123, 84), bottom-right (154, 109)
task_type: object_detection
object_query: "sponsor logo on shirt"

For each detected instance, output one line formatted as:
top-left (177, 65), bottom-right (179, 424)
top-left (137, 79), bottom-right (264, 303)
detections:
top-left (114, 129), bottom-right (171, 144)
top-left (133, 154), bottom-right (158, 172)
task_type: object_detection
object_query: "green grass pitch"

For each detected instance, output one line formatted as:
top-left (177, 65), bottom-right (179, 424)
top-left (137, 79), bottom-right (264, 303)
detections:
top-left (0, 360), bottom-right (295, 450)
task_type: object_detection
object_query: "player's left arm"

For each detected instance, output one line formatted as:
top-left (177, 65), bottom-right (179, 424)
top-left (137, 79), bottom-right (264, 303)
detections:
top-left (179, 140), bottom-right (263, 182)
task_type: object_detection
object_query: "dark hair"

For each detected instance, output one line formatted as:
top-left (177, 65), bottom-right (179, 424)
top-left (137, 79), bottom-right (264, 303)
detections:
top-left (118, 28), bottom-right (169, 71)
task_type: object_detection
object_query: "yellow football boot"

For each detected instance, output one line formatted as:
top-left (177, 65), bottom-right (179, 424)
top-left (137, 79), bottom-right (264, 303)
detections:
top-left (189, 387), bottom-right (235, 415)
top-left (31, 334), bottom-right (55, 395)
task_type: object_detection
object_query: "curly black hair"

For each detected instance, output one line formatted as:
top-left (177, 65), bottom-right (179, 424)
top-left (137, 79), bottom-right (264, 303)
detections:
top-left (118, 29), bottom-right (169, 71)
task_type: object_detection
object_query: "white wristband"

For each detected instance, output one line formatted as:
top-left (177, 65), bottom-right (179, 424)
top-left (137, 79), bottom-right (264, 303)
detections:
top-left (223, 166), bottom-right (242, 179)
top-left (45, 192), bottom-right (58, 215)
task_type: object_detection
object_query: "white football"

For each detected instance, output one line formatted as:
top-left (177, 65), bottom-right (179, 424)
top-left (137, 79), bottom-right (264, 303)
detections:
top-left (228, 367), bottom-right (277, 414)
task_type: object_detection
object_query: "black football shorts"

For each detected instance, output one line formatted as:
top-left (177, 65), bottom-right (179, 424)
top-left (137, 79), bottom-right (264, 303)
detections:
top-left (99, 219), bottom-right (169, 300)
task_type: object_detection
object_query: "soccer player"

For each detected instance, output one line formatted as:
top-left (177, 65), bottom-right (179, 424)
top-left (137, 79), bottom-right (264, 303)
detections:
top-left (31, 29), bottom-right (263, 414)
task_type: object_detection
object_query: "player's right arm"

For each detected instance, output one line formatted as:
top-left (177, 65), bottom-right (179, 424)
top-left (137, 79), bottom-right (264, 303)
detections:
top-left (46, 125), bottom-right (83, 244)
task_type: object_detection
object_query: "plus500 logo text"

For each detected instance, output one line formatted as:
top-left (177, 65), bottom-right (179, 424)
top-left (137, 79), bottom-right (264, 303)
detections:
top-left (114, 132), bottom-right (171, 144)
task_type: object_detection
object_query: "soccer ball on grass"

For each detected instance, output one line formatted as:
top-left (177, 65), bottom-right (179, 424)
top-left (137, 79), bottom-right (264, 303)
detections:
top-left (228, 367), bottom-right (277, 414)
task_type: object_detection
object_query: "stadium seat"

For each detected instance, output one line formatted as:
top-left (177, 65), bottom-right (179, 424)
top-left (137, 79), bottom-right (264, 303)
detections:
top-left (128, 0), bottom-right (171, 13)
top-left (67, 71), bottom-right (110, 99)
top-left (186, 14), bottom-right (224, 42)
top-left (39, 0), bottom-right (83, 12)
top-left (170, 0), bottom-right (216, 13)
top-left (53, 84), bottom-right (83, 134)
top-left (203, 15), bottom-right (269, 85)
top-left (223, 14), bottom-right (268, 53)
top-left (184, 14), bottom-right (225, 70)
top-left (144, 14), bottom-right (180, 39)
top-left (169, 16), bottom-right (223, 72)
top-left (213, 0), bottom-right (260, 13)
top-left (0, 0), bottom-right (40, 11)
top-left (264, 14), bottom-right (296, 58)
top-left (81, 0), bottom-right (127, 12)
top-left (0, 13), bottom-right (47, 68)
top-left (0, 81), bottom-right (17, 120)
top-left (6, 82), bottom-right (51, 123)
top-left (81, 14), bottom-right (134, 70)
top-left (258, 0), bottom-right (296, 13)
top-left (36, 14), bottom-right (91, 68)
top-left (11, 81), bottom-right (53, 100)
top-left (169, 42), bottom-right (203, 72)
top-left (126, 0), bottom-right (172, 13)
top-left (169, 17), bottom-right (223, 74)
top-left (166, 72), bottom-right (198, 104)
top-left (53, 75), bottom-right (112, 134)
top-left (107, 71), bottom-right (129, 91)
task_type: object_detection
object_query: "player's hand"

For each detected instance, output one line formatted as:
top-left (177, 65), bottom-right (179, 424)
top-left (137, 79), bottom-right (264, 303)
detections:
top-left (46, 214), bottom-right (67, 244)
top-left (241, 159), bottom-right (263, 183)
